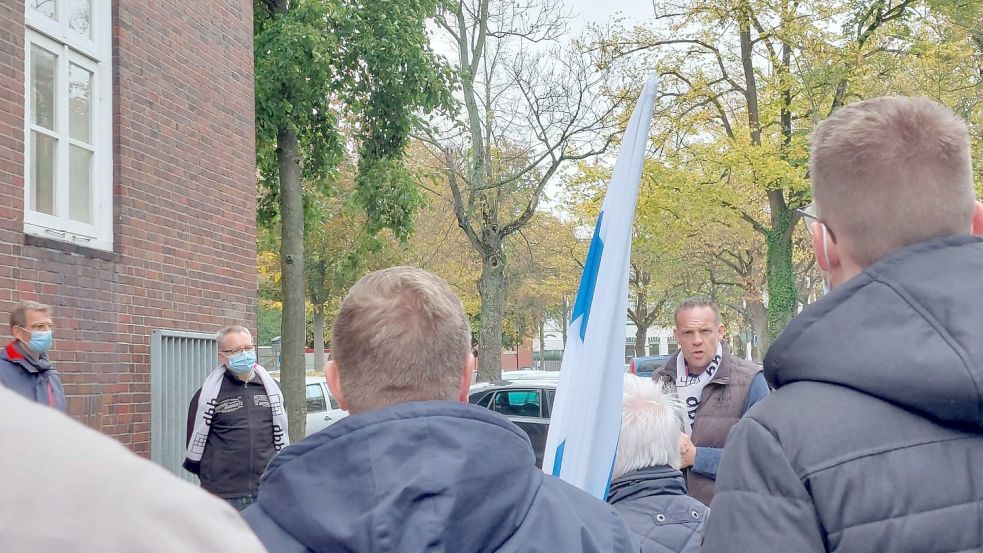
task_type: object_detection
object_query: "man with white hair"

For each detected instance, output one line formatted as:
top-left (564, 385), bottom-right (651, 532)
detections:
top-left (242, 266), bottom-right (639, 552)
top-left (184, 325), bottom-right (287, 511)
top-left (703, 96), bottom-right (983, 552)
top-left (608, 375), bottom-right (708, 553)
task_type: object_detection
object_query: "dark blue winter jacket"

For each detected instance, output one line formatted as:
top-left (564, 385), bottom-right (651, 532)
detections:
top-left (243, 400), bottom-right (640, 553)
top-left (607, 466), bottom-right (708, 553)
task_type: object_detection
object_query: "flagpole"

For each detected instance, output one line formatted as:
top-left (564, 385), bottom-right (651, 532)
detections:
top-left (542, 74), bottom-right (659, 499)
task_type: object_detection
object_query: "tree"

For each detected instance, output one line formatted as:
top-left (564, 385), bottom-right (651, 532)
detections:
top-left (421, 0), bottom-right (625, 381)
top-left (254, 0), bottom-right (453, 439)
top-left (589, 0), bottom-right (961, 345)
top-left (502, 212), bottom-right (583, 365)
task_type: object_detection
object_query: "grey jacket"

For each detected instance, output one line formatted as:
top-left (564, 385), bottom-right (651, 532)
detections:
top-left (0, 340), bottom-right (65, 411)
top-left (244, 400), bottom-right (640, 553)
top-left (607, 467), bottom-right (708, 553)
top-left (703, 236), bottom-right (983, 553)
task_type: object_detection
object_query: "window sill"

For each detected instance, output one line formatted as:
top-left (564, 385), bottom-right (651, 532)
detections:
top-left (24, 233), bottom-right (119, 262)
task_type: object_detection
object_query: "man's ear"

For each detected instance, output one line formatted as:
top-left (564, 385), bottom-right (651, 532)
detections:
top-left (325, 360), bottom-right (350, 411)
top-left (810, 221), bottom-right (840, 271)
top-left (971, 200), bottom-right (983, 236)
top-left (459, 353), bottom-right (475, 402)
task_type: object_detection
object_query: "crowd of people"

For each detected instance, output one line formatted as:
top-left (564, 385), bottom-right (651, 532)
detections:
top-left (2, 95), bottom-right (981, 552)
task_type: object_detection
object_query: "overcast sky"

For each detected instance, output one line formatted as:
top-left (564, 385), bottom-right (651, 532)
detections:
top-left (566, 0), bottom-right (652, 34)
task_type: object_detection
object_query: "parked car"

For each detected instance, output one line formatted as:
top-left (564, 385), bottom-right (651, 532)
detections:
top-left (304, 376), bottom-right (348, 436)
top-left (468, 379), bottom-right (557, 468)
top-left (628, 355), bottom-right (672, 378)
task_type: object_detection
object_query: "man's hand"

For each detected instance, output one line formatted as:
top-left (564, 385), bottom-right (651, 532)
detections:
top-left (679, 432), bottom-right (696, 468)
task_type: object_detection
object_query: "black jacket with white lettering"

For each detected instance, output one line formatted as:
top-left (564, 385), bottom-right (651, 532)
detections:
top-left (183, 370), bottom-right (278, 498)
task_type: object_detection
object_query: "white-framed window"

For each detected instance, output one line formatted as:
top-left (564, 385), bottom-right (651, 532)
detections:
top-left (24, 0), bottom-right (112, 251)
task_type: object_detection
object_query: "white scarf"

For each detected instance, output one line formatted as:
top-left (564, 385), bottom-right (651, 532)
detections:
top-left (185, 364), bottom-right (289, 465)
top-left (674, 343), bottom-right (723, 435)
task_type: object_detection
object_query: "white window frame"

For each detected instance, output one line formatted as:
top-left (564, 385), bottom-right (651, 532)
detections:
top-left (24, 1), bottom-right (113, 251)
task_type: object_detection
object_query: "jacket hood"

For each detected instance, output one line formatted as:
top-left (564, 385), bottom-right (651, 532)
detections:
top-left (251, 401), bottom-right (544, 553)
top-left (607, 466), bottom-right (687, 505)
top-left (765, 235), bottom-right (983, 429)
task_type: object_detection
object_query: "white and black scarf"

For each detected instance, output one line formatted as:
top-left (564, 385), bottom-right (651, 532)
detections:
top-left (675, 343), bottom-right (723, 435)
top-left (185, 364), bottom-right (289, 465)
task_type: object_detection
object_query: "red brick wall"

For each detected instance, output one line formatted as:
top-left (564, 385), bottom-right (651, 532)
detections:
top-left (0, 1), bottom-right (256, 456)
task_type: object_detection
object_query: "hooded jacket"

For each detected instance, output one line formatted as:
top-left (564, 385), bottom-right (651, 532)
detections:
top-left (243, 400), bottom-right (640, 553)
top-left (607, 467), bottom-right (708, 553)
top-left (702, 236), bottom-right (983, 553)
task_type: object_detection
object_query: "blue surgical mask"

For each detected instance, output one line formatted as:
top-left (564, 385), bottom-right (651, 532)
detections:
top-left (227, 350), bottom-right (256, 374)
top-left (28, 330), bottom-right (53, 354)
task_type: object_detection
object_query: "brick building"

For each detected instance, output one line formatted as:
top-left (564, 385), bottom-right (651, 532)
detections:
top-left (0, 1), bottom-right (256, 455)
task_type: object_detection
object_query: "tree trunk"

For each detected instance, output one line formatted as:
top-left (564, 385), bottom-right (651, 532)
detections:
top-left (538, 317), bottom-right (546, 370)
top-left (560, 295), bottom-right (569, 346)
top-left (477, 252), bottom-right (505, 382)
top-left (738, 5), bottom-right (762, 147)
top-left (312, 303), bottom-right (326, 375)
top-left (632, 284), bottom-right (648, 357)
top-left (277, 127), bottom-right (307, 441)
top-left (766, 223), bottom-right (797, 344)
top-left (634, 325), bottom-right (648, 359)
top-left (748, 298), bottom-right (768, 362)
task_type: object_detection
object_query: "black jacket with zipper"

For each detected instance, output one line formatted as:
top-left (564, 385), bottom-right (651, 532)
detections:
top-left (183, 370), bottom-right (279, 498)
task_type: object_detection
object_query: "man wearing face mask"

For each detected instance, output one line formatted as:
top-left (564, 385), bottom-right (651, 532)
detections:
top-left (702, 97), bottom-right (983, 553)
top-left (184, 325), bottom-right (288, 511)
top-left (0, 301), bottom-right (64, 410)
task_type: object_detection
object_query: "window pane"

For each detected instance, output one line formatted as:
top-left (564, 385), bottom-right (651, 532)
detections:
top-left (305, 384), bottom-right (327, 413)
top-left (69, 63), bottom-right (92, 143)
top-left (29, 0), bottom-right (57, 20)
top-left (67, 0), bottom-right (91, 39)
top-left (69, 145), bottom-right (92, 223)
top-left (31, 132), bottom-right (56, 215)
top-left (31, 45), bottom-right (57, 131)
top-left (648, 338), bottom-right (660, 356)
top-left (493, 390), bottom-right (541, 417)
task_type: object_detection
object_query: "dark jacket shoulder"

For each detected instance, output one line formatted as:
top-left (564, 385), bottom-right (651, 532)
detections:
top-left (244, 401), bottom-right (639, 553)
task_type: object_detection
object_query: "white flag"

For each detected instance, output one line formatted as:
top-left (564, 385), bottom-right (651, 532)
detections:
top-left (542, 74), bottom-right (659, 499)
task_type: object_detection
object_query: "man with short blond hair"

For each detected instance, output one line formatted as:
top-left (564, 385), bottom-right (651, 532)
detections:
top-left (809, 95), bottom-right (976, 266)
top-left (0, 300), bottom-right (64, 410)
top-left (329, 267), bottom-right (471, 412)
top-left (703, 97), bottom-right (983, 552)
top-left (243, 266), bottom-right (639, 553)
top-left (184, 324), bottom-right (287, 511)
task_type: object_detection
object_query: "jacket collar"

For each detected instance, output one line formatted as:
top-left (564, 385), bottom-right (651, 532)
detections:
top-left (765, 235), bottom-right (983, 429)
top-left (607, 466), bottom-right (688, 504)
top-left (3, 341), bottom-right (51, 373)
top-left (657, 342), bottom-right (733, 386)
